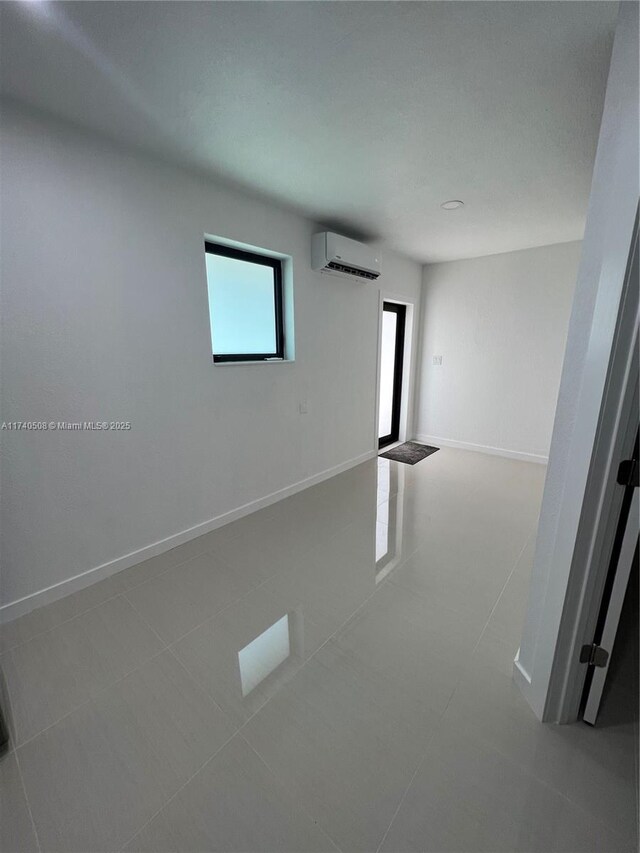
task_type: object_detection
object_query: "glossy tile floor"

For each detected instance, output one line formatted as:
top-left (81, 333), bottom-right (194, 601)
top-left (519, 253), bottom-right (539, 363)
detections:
top-left (1, 448), bottom-right (637, 852)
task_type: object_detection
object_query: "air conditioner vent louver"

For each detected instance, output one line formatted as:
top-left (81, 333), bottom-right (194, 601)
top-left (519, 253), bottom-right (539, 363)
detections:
top-left (326, 261), bottom-right (379, 280)
top-left (311, 232), bottom-right (381, 282)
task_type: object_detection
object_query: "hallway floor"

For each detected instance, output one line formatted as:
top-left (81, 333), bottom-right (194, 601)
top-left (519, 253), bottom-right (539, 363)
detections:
top-left (1, 449), bottom-right (637, 852)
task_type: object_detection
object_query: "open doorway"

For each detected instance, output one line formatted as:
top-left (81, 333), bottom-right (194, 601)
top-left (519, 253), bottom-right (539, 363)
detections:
top-left (378, 302), bottom-right (406, 448)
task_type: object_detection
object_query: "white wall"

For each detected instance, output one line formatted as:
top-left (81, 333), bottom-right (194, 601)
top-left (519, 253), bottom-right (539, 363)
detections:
top-left (515, 1), bottom-right (639, 721)
top-left (414, 242), bottom-right (580, 462)
top-left (0, 102), bottom-right (422, 617)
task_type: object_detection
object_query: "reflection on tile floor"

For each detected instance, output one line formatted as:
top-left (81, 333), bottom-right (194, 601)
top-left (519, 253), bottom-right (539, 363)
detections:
top-left (0, 448), bottom-right (637, 852)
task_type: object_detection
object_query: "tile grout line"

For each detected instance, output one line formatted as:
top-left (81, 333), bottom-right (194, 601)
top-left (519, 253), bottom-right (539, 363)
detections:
top-left (368, 528), bottom-right (468, 853)
top-left (470, 530), bottom-right (533, 655)
top-left (0, 544), bottom-right (205, 656)
top-left (1, 591), bottom-right (123, 655)
top-left (176, 589), bottom-right (373, 745)
top-left (12, 643), bottom-right (171, 751)
top-left (165, 512), bottom-right (384, 651)
top-left (104, 645), bottom-right (247, 852)
top-left (12, 638), bottom-right (243, 852)
top-left (10, 594), bottom-right (179, 749)
top-left (12, 746), bottom-right (42, 853)
top-left (118, 591), bottom-right (176, 651)
top-left (116, 555), bottom-right (308, 851)
top-left (412, 529), bottom-right (634, 840)
top-left (7, 510), bottom-right (383, 753)
top-left (372, 508), bottom-right (507, 853)
top-left (165, 572), bottom-right (275, 649)
top-left (229, 565), bottom-right (402, 737)
top-left (163, 543), bottom-right (413, 815)
top-left (116, 726), bottom-right (242, 852)
top-left (0, 455), bottom-right (381, 655)
top-left (205, 559), bottom-right (424, 852)
top-left (374, 748), bottom-right (428, 853)
top-left (115, 516), bottom-right (386, 853)
top-left (7, 458), bottom-right (553, 853)
top-left (164, 644), bottom-right (239, 731)
top-left (123, 521), bottom-right (355, 651)
top-left (127, 535), bottom-right (308, 650)
top-left (0, 538), bottom-right (238, 655)
top-left (425, 530), bottom-right (535, 733)
top-left (13, 696), bottom-right (92, 752)
top-left (237, 731), bottom-right (344, 853)
top-left (2, 483), bottom-right (371, 655)
top-left (453, 704), bottom-right (637, 843)
top-left (3, 668), bottom-right (42, 853)
top-left (13, 559), bottom-right (414, 853)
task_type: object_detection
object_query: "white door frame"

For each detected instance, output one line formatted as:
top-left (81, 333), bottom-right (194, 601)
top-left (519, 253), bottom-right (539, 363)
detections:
top-left (374, 291), bottom-right (417, 452)
top-left (514, 3), bottom-right (638, 722)
top-left (542, 221), bottom-right (639, 723)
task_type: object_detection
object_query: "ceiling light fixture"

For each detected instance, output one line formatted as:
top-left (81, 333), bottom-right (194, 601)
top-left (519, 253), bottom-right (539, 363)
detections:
top-left (440, 200), bottom-right (464, 210)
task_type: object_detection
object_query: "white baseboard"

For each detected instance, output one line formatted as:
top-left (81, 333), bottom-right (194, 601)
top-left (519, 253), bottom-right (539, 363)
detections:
top-left (414, 434), bottom-right (548, 465)
top-left (0, 449), bottom-right (377, 624)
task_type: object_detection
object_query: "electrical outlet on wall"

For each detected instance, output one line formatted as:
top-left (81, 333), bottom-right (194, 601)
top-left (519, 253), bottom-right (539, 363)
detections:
top-left (433, 355), bottom-right (443, 366)
top-left (298, 400), bottom-right (308, 414)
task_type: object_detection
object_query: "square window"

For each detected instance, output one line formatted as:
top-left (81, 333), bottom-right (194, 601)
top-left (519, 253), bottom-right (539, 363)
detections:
top-left (205, 242), bottom-right (285, 362)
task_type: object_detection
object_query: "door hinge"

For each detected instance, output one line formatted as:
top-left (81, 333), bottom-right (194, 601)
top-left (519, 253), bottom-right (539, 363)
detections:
top-left (617, 458), bottom-right (639, 488)
top-left (580, 643), bottom-right (609, 668)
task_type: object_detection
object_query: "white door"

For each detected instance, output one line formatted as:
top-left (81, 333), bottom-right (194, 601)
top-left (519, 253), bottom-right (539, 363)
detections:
top-left (378, 302), bottom-right (406, 447)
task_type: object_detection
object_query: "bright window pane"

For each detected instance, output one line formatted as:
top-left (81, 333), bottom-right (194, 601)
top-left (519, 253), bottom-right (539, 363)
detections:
top-left (206, 253), bottom-right (277, 355)
top-left (378, 310), bottom-right (397, 437)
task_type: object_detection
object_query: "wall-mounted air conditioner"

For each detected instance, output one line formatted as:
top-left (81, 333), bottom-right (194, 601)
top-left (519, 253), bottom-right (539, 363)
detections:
top-left (311, 232), bottom-right (381, 281)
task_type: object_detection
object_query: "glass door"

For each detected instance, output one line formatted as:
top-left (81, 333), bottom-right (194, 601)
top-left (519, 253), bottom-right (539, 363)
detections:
top-left (378, 302), bottom-right (406, 448)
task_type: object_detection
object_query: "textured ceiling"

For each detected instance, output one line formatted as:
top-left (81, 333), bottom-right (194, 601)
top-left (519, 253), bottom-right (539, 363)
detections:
top-left (0, 1), bottom-right (616, 262)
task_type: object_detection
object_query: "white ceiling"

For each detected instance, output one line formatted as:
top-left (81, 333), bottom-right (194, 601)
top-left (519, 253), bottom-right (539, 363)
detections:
top-left (0, 1), bottom-right (616, 263)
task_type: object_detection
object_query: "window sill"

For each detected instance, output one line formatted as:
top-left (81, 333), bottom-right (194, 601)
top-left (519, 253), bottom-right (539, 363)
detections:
top-left (213, 359), bottom-right (295, 367)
